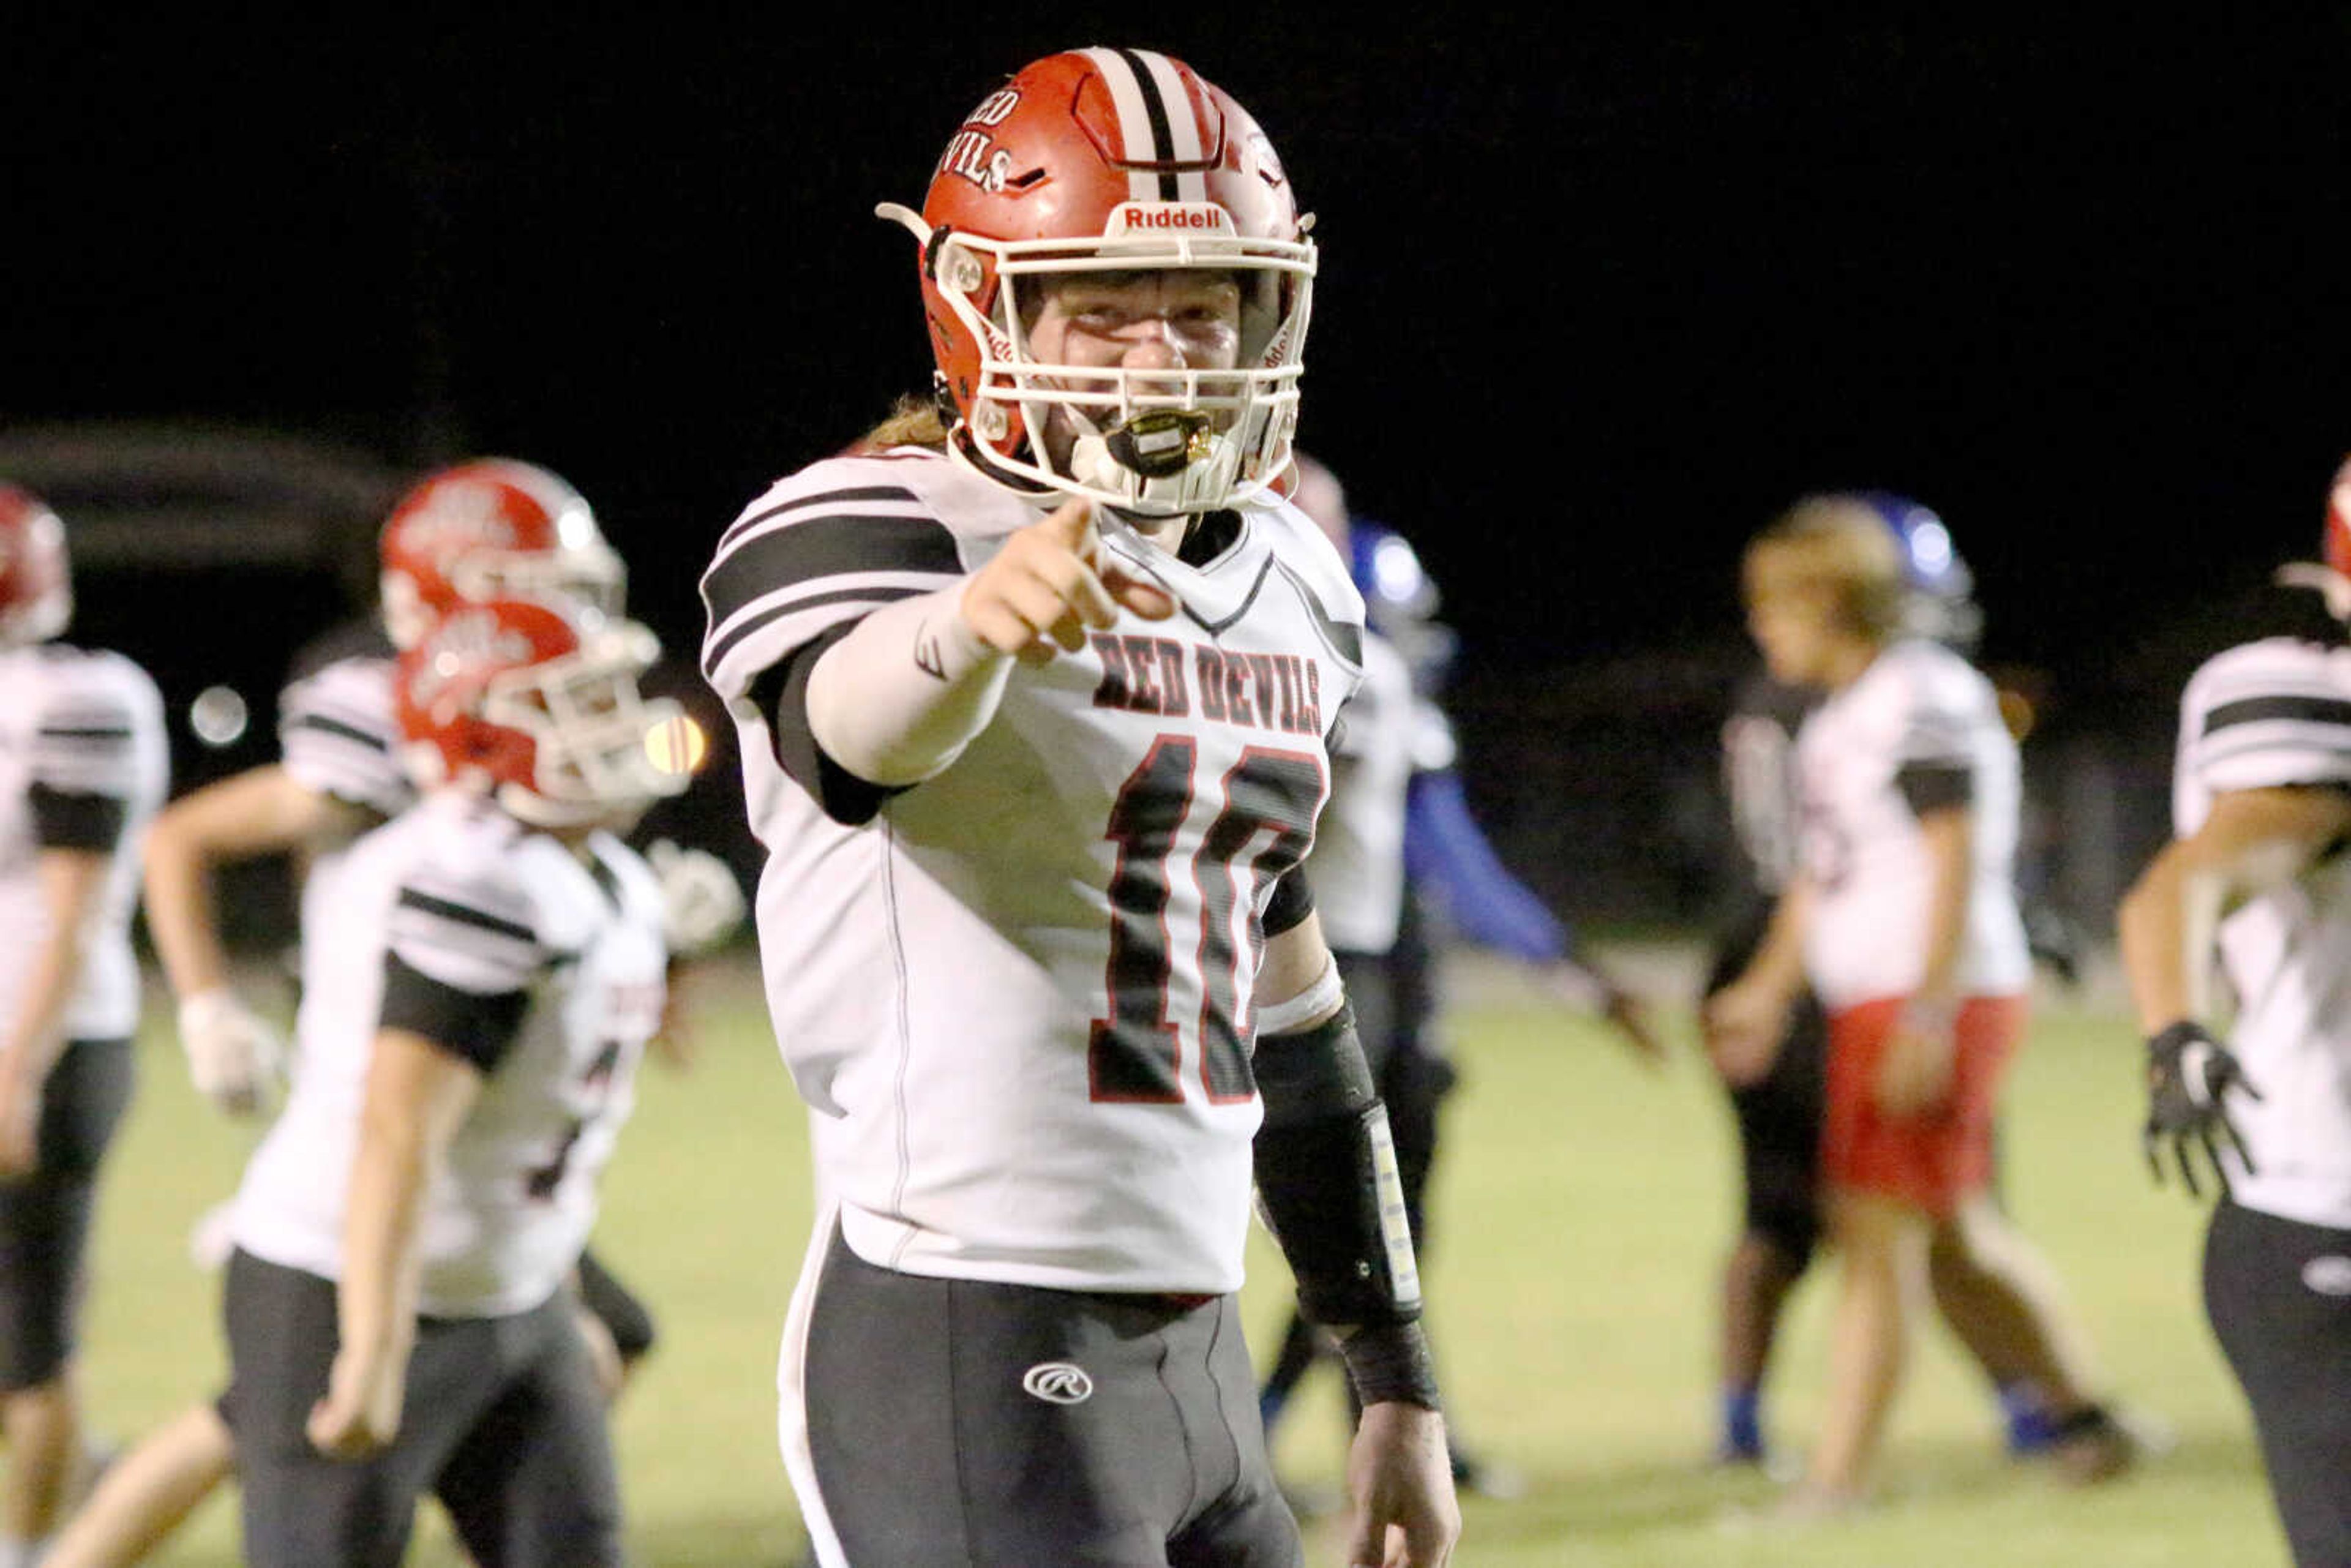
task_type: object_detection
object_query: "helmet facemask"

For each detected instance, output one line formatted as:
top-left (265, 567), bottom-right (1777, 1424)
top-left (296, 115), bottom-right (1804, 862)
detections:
top-left (886, 203), bottom-right (1314, 517)
top-left (476, 624), bottom-right (688, 827)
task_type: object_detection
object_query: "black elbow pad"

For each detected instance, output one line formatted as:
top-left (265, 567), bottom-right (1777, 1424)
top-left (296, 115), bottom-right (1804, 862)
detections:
top-left (1252, 1006), bottom-right (1422, 1327)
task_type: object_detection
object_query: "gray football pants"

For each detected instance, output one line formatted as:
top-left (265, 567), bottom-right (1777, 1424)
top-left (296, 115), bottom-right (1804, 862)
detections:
top-left (799, 1225), bottom-right (1302, 1567)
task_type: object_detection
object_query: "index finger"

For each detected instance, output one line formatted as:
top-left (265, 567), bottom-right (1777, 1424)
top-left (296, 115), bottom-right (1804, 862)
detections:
top-left (1035, 496), bottom-right (1098, 555)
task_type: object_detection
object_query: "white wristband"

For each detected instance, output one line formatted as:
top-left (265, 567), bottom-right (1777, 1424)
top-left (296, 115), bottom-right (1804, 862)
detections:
top-left (1255, 953), bottom-right (1346, 1038)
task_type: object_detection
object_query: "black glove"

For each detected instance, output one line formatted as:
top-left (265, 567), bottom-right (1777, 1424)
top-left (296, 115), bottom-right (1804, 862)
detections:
top-left (2143, 1021), bottom-right (2262, 1198)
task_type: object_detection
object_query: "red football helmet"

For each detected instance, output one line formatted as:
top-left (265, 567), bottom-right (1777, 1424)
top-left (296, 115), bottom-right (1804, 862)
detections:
top-left (0, 484), bottom-right (72, 648)
top-left (378, 459), bottom-right (624, 649)
top-left (877, 48), bottom-right (1316, 517)
top-left (396, 599), bottom-right (688, 827)
top-left (2278, 454), bottom-right (2351, 620)
top-left (2327, 454), bottom-right (2351, 580)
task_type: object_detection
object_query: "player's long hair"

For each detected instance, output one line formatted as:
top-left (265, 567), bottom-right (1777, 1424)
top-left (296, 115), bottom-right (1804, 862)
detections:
top-left (1745, 498), bottom-right (1908, 640)
top-left (853, 394), bottom-right (950, 454)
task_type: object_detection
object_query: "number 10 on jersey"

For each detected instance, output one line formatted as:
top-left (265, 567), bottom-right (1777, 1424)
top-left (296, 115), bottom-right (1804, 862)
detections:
top-left (1089, 735), bottom-right (1323, 1108)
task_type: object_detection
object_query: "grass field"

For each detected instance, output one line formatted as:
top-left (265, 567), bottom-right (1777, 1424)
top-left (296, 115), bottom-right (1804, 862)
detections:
top-left (77, 952), bottom-right (2287, 1566)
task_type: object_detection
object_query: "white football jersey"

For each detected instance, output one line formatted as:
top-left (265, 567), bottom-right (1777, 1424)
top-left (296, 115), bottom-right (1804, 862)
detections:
top-left (233, 793), bottom-right (666, 1317)
top-left (2172, 637), bottom-right (2351, 1228)
top-left (279, 651), bottom-right (422, 1005)
top-left (702, 450), bottom-right (1365, 1295)
top-left (1796, 639), bottom-right (2030, 1009)
top-left (0, 644), bottom-right (168, 1041)
top-left (1308, 628), bottom-right (1415, 956)
top-left (279, 652), bottom-right (416, 822)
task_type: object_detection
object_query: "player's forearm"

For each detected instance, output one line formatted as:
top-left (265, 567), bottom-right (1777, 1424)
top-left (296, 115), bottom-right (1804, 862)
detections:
top-left (339, 1030), bottom-right (475, 1360)
top-left (2117, 844), bottom-right (2218, 1032)
top-left (338, 1091), bottom-right (430, 1363)
top-left (143, 768), bottom-right (350, 1000)
top-left (1913, 808), bottom-right (1974, 1000)
top-left (2, 928), bottom-right (90, 1097)
top-left (1739, 876), bottom-right (1814, 1000)
top-left (1254, 915), bottom-right (1345, 1033)
top-left (3, 853), bottom-right (109, 1092)
top-left (141, 813), bottom-right (233, 999)
top-left (804, 587), bottom-right (1014, 786)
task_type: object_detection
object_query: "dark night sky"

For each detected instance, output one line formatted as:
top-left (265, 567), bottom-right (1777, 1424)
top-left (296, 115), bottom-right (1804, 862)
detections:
top-left (9, 12), bottom-right (2349, 696)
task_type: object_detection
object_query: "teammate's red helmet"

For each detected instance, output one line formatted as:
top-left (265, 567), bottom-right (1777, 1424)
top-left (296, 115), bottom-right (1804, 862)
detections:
top-left (2278, 454), bottom-right (2351, 621)
top-left (2327, 454), bottom-right (2351, 581)
top-left (379, 459), bottom-right (624, 650)
top-left (0, 484), bottom-right (72, 648)
top-left (396, 599), bottom-right (687, 827)
top-left (877, 48), bottom-right (1316, 516)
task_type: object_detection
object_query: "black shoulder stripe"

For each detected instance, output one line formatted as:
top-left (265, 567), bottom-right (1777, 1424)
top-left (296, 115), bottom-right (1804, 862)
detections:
top-left (396, 888), bottom-right (536, 946)
top-left (39, 726), bottom-right (133, 742)
top-left (380, 952), bottom-right (528, 1073)
top-left (290, 713), bottom-right (391, 752)
top-left (702, 514), bottom-right (962, 634)
top-left (716, 486), bottom-right (921, 553)
top-left (702, 585), bottom-right (932, 681)
top-left (28, 784), bottom-right (129, 851)
top-left (2204, 694), bottom-right (2351, 736)
top-left (583, 848), bottom-right (624, 912)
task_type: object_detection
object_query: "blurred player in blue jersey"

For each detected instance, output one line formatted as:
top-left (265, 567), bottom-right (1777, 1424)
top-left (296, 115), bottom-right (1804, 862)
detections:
top-left (1255, 459), bottom-right (1659, 1499)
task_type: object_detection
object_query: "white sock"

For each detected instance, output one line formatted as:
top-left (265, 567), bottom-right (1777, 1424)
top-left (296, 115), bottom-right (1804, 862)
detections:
top-left (0, 1535), bottom-right (54, 1568)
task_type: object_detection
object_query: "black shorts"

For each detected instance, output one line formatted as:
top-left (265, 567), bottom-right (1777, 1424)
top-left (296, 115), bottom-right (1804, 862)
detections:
top-left (1704, 930), bottom-right (1828, 1261)
top-left (2204, 1200), bottom-right (2351, 1568)
top-left (222, 1250), bottom-right (623, 1568)
top-left (0, 1036), bottom-right (133, 1391)
top-left (795, 1226), bottom-right (1300, 1567)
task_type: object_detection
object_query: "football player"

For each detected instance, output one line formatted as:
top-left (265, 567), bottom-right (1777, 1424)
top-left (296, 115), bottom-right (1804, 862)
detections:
top-left (50, 460), bottom-right (669, 1568)
top-left (220, 598), bottom-right (675, 1567)
top-left (2115, 457), bottom-right (2351, 1567)
top-left (1256, 460), bottom-right (1653, 1502)
top-left (701, 48), bottom-right (1457, 1567)
top-left (1701, 494), bottom-right (2084, 1468)
top-left (1707, 497), bottom-right (2128, 1512)
top-left (0, 486), bottom-right (168, 1568)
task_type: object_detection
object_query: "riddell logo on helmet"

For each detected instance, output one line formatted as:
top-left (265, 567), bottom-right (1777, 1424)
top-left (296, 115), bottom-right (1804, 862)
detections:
top-left (1108, 203), bottom-right (1234, 236)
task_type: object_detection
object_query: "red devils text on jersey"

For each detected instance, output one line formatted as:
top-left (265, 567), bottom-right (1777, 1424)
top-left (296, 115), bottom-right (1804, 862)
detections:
top-left (702, 449), bottom-right (1365, 1294)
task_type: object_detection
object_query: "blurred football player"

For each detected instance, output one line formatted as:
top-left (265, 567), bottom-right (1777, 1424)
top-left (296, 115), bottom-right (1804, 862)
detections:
top-left (1256, 458), bottom-right (1654, 1502)
top-left (51, 460), bottom-right (680, 1568)
top-left (2116, 456), bottom-right (2351, 1567)
top-left (1700, 493), bottom-right (2083, 1468)
top-left (702, 48), bottom-right (1457, 1566)
top-left (216, 598), bottom-right (675, 1567)
top-left (0, 486), bottom-right (167, 1568)
top-left (1708, 498), bottom-right (2128, 1511)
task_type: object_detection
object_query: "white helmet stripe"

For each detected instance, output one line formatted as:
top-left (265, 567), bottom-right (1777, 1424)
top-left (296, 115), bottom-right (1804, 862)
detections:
top-left (1080, 47), bottom-right (1164, 204)
top-left (1131, 50), bottom-right (1212, 204)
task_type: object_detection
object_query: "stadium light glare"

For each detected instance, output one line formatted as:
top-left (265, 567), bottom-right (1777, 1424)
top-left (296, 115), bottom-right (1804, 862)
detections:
top-left (645, 713), bottom-right (709, 778)
top-left (190, 686), bottom-right (249, 748)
